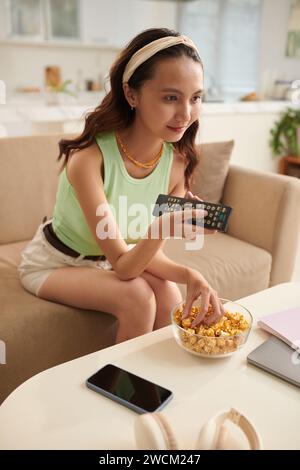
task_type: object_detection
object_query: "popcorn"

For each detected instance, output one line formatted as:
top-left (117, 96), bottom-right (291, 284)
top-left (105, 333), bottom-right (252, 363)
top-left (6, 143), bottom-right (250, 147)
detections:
top-left (173, 304), bottom-right (250, 356)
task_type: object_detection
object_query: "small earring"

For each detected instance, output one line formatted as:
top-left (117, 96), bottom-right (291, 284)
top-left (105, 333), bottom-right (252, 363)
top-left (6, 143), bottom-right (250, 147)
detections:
top-left (131, 105), bottom-right (135, 111)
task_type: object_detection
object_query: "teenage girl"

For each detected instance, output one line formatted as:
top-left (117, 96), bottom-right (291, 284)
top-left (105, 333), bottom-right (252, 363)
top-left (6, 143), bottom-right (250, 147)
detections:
top-left (19, 28), bottom-right (224, 343)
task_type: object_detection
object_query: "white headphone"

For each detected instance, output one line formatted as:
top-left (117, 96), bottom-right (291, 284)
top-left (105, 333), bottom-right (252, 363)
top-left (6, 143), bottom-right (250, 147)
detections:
top-left (135, 408), bottom-right (262, 450)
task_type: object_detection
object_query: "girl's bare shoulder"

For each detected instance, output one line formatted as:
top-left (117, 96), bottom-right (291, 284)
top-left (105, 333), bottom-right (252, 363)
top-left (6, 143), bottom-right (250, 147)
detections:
top-left (67, 142), bottom-right (104, 184)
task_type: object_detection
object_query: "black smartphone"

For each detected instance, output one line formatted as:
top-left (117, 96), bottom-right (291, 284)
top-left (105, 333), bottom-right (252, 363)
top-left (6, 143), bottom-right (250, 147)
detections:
top-left (86, 364), bottom-right (173, 414)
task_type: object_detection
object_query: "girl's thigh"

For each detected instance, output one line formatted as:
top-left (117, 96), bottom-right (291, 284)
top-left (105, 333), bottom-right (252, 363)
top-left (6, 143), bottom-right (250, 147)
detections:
top-left (37, 266), bottom-right (156, 319)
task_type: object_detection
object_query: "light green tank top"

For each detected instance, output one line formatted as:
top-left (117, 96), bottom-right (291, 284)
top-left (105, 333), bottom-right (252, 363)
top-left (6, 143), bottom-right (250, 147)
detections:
top-left (52, 130), bottom-right (174, 255)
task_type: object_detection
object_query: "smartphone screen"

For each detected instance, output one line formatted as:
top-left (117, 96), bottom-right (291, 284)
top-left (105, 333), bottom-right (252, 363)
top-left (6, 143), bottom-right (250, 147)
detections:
top-left (86, 364), bottom-right (173, 414)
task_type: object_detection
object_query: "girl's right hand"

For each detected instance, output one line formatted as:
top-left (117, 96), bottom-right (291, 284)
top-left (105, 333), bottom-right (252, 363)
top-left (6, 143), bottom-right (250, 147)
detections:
top-left (182, 269), bottom-right (225, 327)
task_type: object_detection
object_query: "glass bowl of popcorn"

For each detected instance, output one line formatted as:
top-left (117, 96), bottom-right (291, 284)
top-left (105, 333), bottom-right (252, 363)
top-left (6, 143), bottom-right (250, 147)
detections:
top-left (171, 298), bottom-right (252, 358)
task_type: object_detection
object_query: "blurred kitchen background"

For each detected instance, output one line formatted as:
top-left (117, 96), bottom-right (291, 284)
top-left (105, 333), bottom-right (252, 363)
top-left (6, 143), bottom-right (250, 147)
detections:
top-left (0, 0), bottom-right (300, 173)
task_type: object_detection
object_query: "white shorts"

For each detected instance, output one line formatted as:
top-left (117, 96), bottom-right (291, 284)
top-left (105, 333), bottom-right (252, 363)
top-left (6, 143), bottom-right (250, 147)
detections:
top-left (18, 220), bottom-right (115, 297)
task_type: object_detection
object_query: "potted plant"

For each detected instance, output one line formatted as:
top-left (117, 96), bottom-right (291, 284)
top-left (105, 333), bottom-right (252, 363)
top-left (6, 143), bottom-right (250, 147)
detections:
top-left (270, 108), bottom-right (300, 157)
top-left (46, 79), bottom-right (76, 105)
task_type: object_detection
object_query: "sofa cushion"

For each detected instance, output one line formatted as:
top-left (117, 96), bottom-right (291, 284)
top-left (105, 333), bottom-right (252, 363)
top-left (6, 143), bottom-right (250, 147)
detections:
top-left (0, 240), bottom-right (28, 269)
top-left (163, 233), bottom-right (272, 301)
top-left (0, 134), bottom-right (64, 244)
top-left (191, 141), bottom-right (234, 202)
top-left (0, 241), bottom-right (117, 404)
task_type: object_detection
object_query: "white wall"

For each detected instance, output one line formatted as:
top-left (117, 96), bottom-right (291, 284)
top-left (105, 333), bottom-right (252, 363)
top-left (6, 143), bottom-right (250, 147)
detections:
top-left (200, 111), bottom-right (279, 173)
top-left (258, 0), bottom-right (300, 95)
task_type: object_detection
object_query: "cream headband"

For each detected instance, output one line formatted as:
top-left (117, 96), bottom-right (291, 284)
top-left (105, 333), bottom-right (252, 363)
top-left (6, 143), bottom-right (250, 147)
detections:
top-left (122, 35), bottom-right (200, 84)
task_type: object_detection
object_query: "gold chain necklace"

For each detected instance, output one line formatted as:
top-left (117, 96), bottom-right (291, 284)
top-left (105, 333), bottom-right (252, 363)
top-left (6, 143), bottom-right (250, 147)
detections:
top-left (116, 132), bottom-right (163, 169)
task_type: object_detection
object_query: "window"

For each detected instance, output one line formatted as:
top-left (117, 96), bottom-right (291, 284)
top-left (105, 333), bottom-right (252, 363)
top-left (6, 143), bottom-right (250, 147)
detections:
top-left (179, 0), bottom-right (262, 99)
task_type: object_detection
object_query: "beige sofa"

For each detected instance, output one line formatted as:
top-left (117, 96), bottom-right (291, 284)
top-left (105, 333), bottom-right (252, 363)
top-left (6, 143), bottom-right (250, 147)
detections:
top-left (1, 134), bottom-right (299, 404)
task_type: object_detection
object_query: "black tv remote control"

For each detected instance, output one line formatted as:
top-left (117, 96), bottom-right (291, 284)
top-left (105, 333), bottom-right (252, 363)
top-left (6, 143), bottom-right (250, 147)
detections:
top-left (152, 194), bottom-right (232, 232)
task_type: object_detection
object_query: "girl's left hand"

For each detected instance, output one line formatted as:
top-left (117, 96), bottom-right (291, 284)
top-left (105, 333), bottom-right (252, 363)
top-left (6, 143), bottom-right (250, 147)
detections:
top-left (182, 269), bottom-right (225, 327)
top-left (184, 191), bottom-right (216, 235)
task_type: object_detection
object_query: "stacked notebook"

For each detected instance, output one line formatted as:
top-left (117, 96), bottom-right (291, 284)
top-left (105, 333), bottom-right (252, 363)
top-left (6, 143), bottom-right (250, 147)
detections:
top-left (247, 307), bottom-right (300, 388)
top-left (257, 307), bottom-right (300, 351)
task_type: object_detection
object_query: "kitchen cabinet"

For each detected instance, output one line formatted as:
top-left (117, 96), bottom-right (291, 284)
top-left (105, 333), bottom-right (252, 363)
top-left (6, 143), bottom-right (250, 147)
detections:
top-left (2, 0), bottom-right (45, 40)
top-left (80, 0), bottom-right (119, 46)
top-left (0, 0), bottom-right (177, 48)
top-left (81, 0), bottom-right (178, 48)
top-left (45, 0), bottom-right (81, 41)
top-left (0, 0), bottom-right (81, 42)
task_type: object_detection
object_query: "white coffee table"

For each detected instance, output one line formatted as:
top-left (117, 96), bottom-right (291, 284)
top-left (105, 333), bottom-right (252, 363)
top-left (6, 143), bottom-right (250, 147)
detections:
top-left (0, 282), bottom-right (299, 450)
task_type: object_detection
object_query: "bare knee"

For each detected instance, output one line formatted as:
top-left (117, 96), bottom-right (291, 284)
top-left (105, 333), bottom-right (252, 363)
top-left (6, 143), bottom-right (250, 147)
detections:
top-left (149, 278), bottom-right (182, 331)
top-left (168, 280), bottom-right (183, 304)
top-left (164, 279), bottom-right (182, 297)
top-left (117, 277), bottom-right (157, 333)
top-left (153, 278), bottom-right (183, 304)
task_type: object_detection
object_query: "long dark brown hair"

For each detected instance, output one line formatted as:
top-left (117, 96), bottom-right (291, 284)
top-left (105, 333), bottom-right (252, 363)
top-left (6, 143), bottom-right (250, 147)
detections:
top-left (58, 28), bottom-right (204, 189)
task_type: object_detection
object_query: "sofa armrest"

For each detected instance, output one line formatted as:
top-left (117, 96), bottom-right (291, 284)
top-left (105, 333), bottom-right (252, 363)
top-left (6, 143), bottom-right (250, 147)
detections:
top-left (222, 165), bottom-right (300, 286)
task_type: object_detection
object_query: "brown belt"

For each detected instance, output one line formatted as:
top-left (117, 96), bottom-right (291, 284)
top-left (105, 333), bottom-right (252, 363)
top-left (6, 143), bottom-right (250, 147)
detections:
top-left (43, 223), bottom-right (106, 261)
